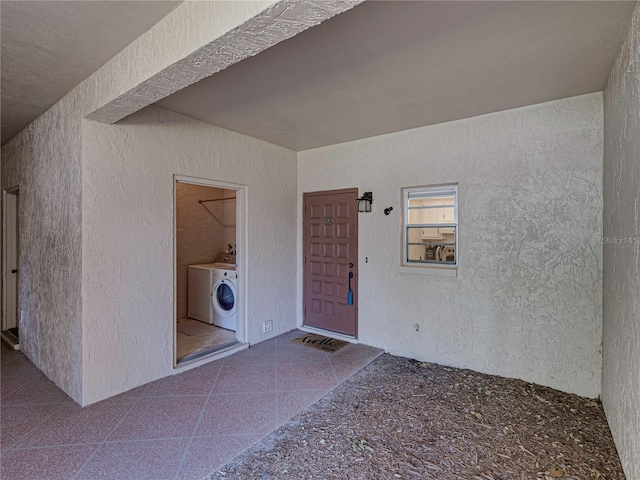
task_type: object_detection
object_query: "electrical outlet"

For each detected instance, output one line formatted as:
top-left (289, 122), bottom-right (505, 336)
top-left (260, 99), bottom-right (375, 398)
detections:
top-left (263, 319), bottom-right (273, 333)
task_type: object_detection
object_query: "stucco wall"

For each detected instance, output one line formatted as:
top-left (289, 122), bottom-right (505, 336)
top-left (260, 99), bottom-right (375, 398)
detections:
top-left (602, 3), bottom-right (640, 478)
top-left (81, 106), bottom-right (297, 405)
top-left (0, 0), bottom-right (264, 403)
top-left (1, 95), bottom-right (83, 401)
top-left (0, 0), bottom-right (351, 405)
top-left (0, 0), bottom-right (268, 403)
top-left (85, 0), bottom-right (363, 124)
top-left (176, 184), bottom-right (236, 320)
top-left (298, 93), bottom-right (604, 398)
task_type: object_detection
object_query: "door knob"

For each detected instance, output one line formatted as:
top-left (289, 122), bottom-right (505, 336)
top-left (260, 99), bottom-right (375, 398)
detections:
top-left (11, 269), bottom-right (17, 274)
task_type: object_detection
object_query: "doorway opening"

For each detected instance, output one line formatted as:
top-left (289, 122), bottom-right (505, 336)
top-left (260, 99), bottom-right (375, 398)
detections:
top-left (174, 176), bottom-right (246, 365)
top-left (2, 187), bottom-right (20, 349)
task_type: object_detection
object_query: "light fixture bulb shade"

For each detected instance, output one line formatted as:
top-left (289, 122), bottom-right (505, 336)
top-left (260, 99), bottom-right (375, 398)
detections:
top-left (357, 192), bottom-right (373, 212)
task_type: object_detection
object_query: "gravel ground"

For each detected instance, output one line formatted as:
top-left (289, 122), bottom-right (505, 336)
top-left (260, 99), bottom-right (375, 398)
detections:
top-left (211, 354), bottom-right (623, 480)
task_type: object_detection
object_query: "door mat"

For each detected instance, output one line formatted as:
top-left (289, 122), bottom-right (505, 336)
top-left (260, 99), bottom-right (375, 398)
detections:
top-left (177, 319), bottom-right (218, 336)
top-left (293, 333), bottom-right (348, 353)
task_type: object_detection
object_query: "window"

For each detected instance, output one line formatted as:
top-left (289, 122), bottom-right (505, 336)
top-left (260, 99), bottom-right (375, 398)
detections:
top-left (402, 184), bottom-right (458, 267)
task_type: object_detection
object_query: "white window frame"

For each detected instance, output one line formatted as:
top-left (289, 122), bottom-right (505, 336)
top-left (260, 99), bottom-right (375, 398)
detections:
top-left (401, 184), bottom-right (458, 272)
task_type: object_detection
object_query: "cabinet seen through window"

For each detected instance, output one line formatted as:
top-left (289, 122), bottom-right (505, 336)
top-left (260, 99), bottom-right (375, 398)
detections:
top-left (403, 185), bottom-right (457, 266)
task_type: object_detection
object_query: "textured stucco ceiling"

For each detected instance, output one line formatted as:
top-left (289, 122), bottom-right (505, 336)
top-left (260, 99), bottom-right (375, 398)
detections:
top-left (156, 1), bottom-right (636, 151)
top-left (1, 0), bottom-right (182, 145)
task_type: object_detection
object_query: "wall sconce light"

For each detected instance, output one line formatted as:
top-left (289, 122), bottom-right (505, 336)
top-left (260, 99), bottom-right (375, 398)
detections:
top-left (357, 192), bottom-right (373, 213)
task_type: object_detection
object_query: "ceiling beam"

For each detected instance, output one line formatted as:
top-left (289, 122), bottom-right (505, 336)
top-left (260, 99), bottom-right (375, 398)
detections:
top-left (85, 0), bottom-right (364, 125)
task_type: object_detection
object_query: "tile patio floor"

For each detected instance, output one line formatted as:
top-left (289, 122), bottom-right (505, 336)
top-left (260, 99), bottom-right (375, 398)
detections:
top-left (1, 330), bottom-right (382, 480)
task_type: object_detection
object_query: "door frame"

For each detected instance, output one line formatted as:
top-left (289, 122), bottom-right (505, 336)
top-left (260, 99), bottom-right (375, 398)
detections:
top-left (2, 186), bottom-right (19, 334)
top-left (172, 175), bottom-right (248, 368)
top-left (302, 187), bottom-right (359, 339)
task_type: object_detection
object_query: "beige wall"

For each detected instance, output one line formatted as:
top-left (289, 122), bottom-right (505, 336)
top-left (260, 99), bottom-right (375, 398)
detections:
top-left (0, 0), bottom-right (345, 405)
top-left (82, 106), bottom-right (297, 405)
top-left (1, 96), bottom-right (83, 401)
top-left (602, 3), bottom-right (640, 479)
top-left (176, 183), bottom-right (236, 320)
top-left (299, 93), bottom-right (604, 398)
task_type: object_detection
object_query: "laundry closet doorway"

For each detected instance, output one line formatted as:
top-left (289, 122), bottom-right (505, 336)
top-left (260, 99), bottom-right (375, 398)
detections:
top-left (173, 176), bottom-right (247, 366)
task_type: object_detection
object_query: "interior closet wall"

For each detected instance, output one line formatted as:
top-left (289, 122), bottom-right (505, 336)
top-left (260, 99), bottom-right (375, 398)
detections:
top-left (176, 183), bottom-right (236, 320)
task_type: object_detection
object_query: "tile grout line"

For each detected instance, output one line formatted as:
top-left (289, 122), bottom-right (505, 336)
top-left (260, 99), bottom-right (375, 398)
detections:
top-left (0, 375), bottom-right (43, 398)
top-left (275, 334), bottom-right (279, 425)
top-left (71, 386), bottom-right (151, 480)
top-left (1, 352), bottom-right (74, 450)
top-left (3, 335), bottom-right (380, 479)
top-left (2, 400), bottom-right (73, 407)
top-left (4, 436), bottom-right (197, 452)
top-left (172, 361), bottom-right (225, 480)
top-left (4, 401), bottom-right (70, 449)
top-left (327, 350), bottom-right (340, 384)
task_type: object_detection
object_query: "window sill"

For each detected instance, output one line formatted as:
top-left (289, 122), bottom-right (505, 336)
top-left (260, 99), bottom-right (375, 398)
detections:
top-left (399, 264), bottom-right (457, 277)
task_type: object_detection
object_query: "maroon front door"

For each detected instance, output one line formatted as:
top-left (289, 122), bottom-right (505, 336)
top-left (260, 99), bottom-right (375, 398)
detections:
top-left (303, 189), bottom-right (358, 336)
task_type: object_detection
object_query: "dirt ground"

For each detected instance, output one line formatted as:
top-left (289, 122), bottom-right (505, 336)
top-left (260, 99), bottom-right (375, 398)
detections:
top-left (211, 354), bottom-right (623, 480)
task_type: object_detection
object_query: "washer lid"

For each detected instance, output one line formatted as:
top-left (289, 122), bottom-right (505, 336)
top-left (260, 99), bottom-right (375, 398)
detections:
top-left (188, 263), bottom-right (219, 270)
top-left (213, 263), bottom-right (236, 270)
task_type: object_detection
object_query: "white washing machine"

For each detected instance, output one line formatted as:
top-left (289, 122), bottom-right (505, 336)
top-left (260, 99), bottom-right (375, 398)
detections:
top-left (187, 259), bottom-right (237, 331)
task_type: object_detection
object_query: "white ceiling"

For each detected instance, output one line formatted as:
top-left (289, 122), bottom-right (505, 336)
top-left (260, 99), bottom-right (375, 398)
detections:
top-left (1, 1), bottom-right (634, 150)
top-left (156, 1), bottom-right (636, 152)
top-left (1, 0), bottom-right (182, 145)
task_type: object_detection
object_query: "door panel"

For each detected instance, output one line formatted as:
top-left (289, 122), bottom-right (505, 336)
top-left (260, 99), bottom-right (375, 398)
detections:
top-left (303, 189), bottom-right (357, 336)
